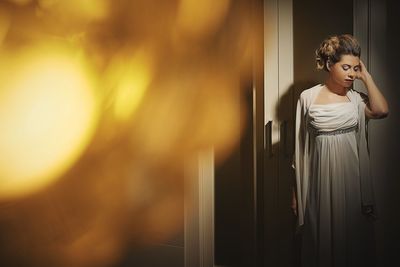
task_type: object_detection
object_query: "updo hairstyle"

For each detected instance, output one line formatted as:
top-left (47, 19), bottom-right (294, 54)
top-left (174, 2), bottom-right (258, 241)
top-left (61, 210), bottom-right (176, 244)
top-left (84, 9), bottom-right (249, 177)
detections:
top-left (315, 34), bottom-right (361, 71)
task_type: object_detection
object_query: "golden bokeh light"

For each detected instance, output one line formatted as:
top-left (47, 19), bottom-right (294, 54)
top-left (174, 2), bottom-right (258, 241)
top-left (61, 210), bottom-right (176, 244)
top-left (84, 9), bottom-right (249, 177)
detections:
top-left (176, 0), bottom-right (231, 40)
top-left (0, 7), bottom-right (10, 45)
top-left (6, 0), bottom-right (32, 6)
top-left (104, 47), bottom-right (154, 122)
top-left (0, 0), bottom-right (261, 266)
top-left (129, 64), bottom-right (243, 164)
top-left (37, 0), bottom-right (111, 20)
top-left (0, 43), bottom-right (99, 199)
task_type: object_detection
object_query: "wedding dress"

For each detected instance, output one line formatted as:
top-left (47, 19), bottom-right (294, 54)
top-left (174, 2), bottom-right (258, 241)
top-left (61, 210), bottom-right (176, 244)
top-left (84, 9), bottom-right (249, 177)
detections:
top-left (294, 84), bottom-right (376, 267)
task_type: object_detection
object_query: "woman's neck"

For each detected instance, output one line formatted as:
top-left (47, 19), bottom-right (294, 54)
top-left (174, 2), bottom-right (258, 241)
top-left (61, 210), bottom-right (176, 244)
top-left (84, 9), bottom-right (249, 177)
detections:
top-left (325, 77), bottom-right (348, 96)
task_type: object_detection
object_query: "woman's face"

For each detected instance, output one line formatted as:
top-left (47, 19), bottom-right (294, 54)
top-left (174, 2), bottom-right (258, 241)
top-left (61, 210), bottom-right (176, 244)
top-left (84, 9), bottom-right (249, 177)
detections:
top-left (328, 54), bottom-right (360, 88)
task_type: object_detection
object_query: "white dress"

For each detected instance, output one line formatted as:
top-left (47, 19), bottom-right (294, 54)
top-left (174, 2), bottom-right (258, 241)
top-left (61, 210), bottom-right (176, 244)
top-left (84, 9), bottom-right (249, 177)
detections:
top-left (294, 84), bottom-right (376, 267)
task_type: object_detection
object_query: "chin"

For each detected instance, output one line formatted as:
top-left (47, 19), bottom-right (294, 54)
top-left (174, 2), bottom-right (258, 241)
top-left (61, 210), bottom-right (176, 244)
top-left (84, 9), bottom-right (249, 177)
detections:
top-left (344, 83), bottom-right (353, 88)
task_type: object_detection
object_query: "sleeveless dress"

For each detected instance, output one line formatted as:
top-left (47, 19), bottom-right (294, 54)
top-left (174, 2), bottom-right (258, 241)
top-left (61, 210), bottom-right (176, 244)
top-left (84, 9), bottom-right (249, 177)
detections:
top-left (294, 84), bottom-right (376, 267)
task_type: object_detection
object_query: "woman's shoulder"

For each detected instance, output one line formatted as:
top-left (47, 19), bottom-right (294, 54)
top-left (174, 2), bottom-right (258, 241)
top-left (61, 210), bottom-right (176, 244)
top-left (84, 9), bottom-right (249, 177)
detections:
top-left (299, 84), bottom-right (323, 101)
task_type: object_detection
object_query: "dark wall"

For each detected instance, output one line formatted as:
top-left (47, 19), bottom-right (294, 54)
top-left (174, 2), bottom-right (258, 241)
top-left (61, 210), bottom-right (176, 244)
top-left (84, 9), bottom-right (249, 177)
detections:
top-left (379, 0), bottom-right (400, 265)
top-left (215, 78), bottom-right (257, 267)
top-left (293, 0), bottom-right (353, 96)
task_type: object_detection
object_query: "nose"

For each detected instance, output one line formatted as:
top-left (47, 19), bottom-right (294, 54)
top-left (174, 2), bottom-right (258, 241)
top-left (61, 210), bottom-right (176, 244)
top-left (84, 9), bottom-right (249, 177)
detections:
top-left (348, 70), bottom-right (355, 79)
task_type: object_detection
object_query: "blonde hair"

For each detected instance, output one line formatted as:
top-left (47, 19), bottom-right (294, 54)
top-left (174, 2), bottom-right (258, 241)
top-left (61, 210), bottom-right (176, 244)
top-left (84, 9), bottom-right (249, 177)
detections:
top-left (315, 34), bottom-right (361, 71)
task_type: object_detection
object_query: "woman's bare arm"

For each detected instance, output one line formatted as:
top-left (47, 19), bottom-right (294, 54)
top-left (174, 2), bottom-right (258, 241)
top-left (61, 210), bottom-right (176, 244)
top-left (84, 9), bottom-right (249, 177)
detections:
top-left (358, 60), bottom-right (389, 119)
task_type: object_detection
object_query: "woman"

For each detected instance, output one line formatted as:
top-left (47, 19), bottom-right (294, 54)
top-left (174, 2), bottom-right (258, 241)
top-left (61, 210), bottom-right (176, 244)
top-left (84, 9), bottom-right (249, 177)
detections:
top-left (292, 34), bottom-right (389, 267)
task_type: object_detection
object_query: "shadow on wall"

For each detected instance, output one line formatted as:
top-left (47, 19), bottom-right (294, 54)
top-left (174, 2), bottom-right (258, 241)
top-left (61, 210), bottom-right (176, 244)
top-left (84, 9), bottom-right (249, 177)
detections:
top-left (266, 80), bottom-right (319, 267)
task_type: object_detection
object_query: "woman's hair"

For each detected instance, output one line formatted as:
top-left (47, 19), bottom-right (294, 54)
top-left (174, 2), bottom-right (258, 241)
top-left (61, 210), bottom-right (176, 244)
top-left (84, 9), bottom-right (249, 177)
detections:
top-left (315, 34), bottom-right (361, 71)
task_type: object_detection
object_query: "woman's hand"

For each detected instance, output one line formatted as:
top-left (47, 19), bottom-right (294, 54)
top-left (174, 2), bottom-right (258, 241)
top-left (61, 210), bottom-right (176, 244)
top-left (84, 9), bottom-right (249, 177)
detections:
top-left (357, 60), bottom-right (389, 119)
top-left (356, 60), bottom-right (372, 82)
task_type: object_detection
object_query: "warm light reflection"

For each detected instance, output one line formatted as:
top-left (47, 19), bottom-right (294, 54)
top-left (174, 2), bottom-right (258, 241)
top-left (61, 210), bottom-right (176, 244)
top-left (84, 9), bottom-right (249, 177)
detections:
top-left (0, 0), bottom-right (260, 266)
top-left (6, 0), bottom-right (32, 6)
top-left (105, 48), bottom-right (153, 122)
top-left (0, 7), bottom-right (10, 45)
top-left (0, 44), bottom-right (98, 199)
top-left (37, 0), bottom-right (111, 20)
top-left (176, 0), bottom-right (231, 39)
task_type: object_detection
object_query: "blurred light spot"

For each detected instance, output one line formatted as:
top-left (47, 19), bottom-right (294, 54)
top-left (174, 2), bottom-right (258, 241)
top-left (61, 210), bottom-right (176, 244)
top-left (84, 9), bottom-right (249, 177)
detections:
top-left (7, 0), bottom-right (32, 6)
top-left (130, 68), bottom-right (242, 164)
top-left (0, 1), bottom-right (257, 266)
top-left (0, 45), bottom-right (99, 199)
top-left (105, 48), bottom-right (153, 122)
top-left (0, 7), bottom-right (11, 46)
top-left (37, 0), bottom-right (57, 9)
top-left (38, 0), bottom-right (111, 20)
top-left (176, 0), bottom-right (230, 39)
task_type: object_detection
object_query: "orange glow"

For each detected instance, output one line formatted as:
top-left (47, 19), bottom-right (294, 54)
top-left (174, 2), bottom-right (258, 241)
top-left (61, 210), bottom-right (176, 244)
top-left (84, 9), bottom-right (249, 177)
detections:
top-left (0, 43), bottom-right (99, 199)
top-left (6, 0), bottom-right (32, 6)
top-left (37, 0), bottom-right (111, 20)
top-left (0, 0), bottom-right (260, 266)
top-left (0, 7), bottom-right (10, 45)
top-left (176, 0), bottom-right (231, 39)
top-left (104, 47), bottom-right (154, 122)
